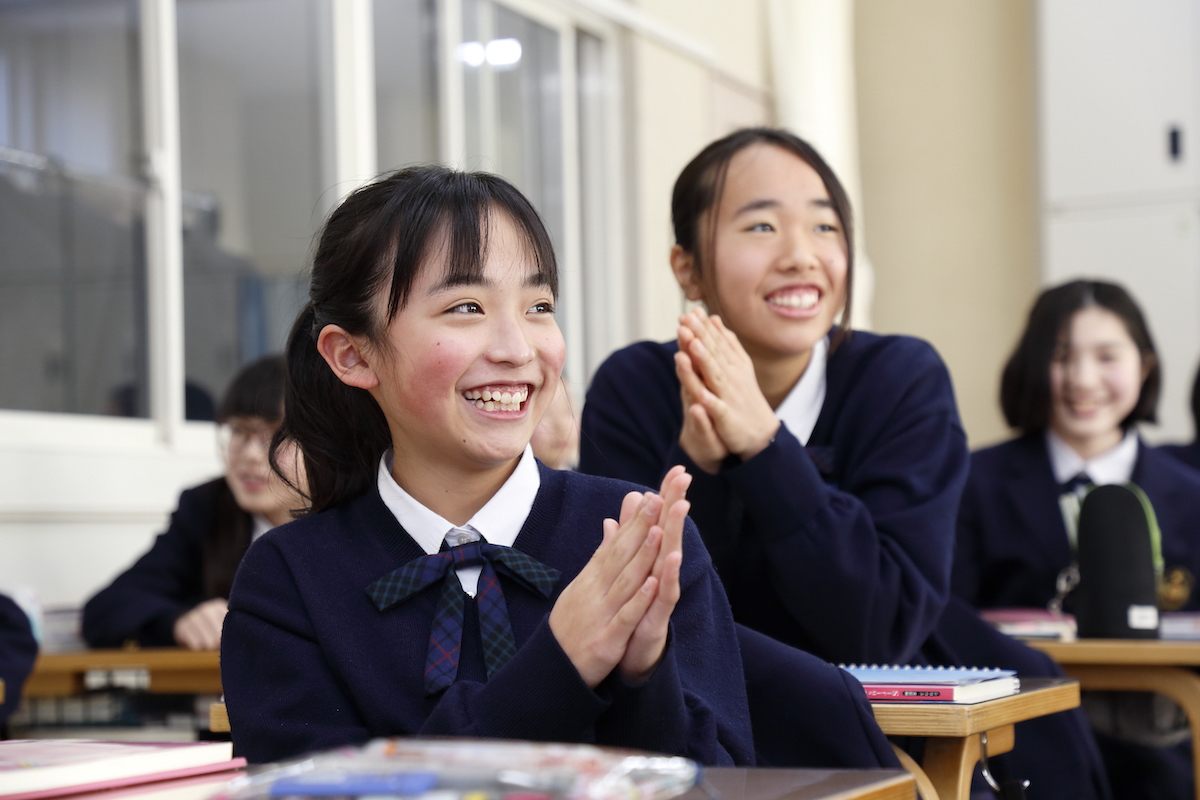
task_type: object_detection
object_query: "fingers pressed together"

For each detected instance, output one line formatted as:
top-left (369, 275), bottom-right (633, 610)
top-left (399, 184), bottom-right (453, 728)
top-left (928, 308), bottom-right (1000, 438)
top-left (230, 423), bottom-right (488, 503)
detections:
top-left (549, 466), bottom-right (692, 688)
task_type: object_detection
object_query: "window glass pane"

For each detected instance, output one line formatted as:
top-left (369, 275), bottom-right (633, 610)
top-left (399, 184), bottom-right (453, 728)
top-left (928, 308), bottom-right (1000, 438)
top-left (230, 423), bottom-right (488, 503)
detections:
top-left (0, 0), bottom-right (148, 416)
top-left (493, 4), bottom-right (562, 250)
top-left (177, 0), bottom-right (324, 412)
top-left (375, 0), bottom-right (438, 170)
top-left (576, 29), bottom-right (608, 372)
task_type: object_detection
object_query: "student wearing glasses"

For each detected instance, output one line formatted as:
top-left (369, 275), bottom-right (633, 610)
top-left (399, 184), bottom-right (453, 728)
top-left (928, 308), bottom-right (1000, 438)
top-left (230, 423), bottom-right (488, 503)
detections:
top-left (83, 355), bottom-right (306, 650)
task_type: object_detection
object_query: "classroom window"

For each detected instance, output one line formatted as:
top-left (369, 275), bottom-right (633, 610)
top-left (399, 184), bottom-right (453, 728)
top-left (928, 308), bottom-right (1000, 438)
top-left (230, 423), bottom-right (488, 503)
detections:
top-left (0, 0), bottom-right (148, 417)
top-left (176, 0), bottom-right (328, 415)
top-left (0, 0), bottom-right (621, 423)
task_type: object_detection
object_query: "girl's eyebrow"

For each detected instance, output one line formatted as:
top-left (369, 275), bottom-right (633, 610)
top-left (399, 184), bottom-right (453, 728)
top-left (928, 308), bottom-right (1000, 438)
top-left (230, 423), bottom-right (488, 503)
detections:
top-left (733, 197), bottom-right (834, 217)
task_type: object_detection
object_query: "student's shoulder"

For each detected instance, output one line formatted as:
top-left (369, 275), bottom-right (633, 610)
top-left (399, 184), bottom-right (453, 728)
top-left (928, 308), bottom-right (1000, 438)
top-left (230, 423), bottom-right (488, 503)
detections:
top-left (834, 329), bottom-right (946, 375)
top-left (539, 464), bottom-right (659, 509)
top-left (246, 491), bottom-right (387, 562)
top-left (1156, 441), bottom-right (1200, 475)
top-left (829, 330), bottom-right (954, 410)
top-left (175, 476), bottom-right (229, 511)
top-left (967, 434), bottom-right (1042, 480)
top-left (1140, 440), bottom-right (1200, 499)
top-left (591, 340), bottom-right (679, 385)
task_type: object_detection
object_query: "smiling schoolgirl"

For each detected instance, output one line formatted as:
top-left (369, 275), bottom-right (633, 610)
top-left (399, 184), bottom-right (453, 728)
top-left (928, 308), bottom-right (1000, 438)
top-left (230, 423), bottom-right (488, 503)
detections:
top-left (954, 279), bottom-right (1200, 800)
top-left (580, 128), bottom-right (1111, 798)
top-left (219, 166), bottom-right (755, 765)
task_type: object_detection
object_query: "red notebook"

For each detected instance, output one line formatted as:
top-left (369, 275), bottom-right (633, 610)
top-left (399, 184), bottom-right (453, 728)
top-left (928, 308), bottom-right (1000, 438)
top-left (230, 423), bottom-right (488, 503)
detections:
top-left (0, 740), bottom-right (244, 800)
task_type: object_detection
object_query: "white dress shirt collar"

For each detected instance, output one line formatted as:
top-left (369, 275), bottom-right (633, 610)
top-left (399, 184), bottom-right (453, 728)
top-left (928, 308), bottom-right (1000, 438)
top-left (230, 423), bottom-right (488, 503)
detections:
top-left (774, 336), bottom-right (829, 446)
top-left (1046, 428), bottom-right (1139, 486)
top-left (376, 446), bottom-right (541, 595)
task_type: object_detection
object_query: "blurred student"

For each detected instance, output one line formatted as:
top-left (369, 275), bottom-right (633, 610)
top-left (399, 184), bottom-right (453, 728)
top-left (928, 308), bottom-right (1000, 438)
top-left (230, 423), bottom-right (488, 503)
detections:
top-left (1162, 361), bottom-right (1200, 473)
top-left (954, 279), bottom-right (1200, 800)
top-left (530, 380), bottom-right (580, 470)
top-left (0, 593), bottom-right (37, 734)
top-left (83, 355), bottom-right (306, 650)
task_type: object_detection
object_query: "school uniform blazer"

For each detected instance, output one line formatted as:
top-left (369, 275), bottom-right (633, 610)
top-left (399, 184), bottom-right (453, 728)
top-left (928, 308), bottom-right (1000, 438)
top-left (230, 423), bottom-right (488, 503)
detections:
top-left (83, 478), bottom-right (253, 648)
top-left (221, 465), bottom-right (756, 766)
top-left (1161, 440), bottom-right (1200, 474)
top-left (953, 432), bottom-right (1200, 611)
top-left (579, 331), bottom-right (968, 666)
top-left (0, 593), bottom-right (37, 724)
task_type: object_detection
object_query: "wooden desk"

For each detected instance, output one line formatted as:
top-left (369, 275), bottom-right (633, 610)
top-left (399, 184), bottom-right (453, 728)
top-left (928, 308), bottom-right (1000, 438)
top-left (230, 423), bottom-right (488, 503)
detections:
top-left (686, 768), bottom-right (912, 800)
top-left (24, 648), bottom-right (221, 698)
top-left (1028, 638), bottom-right (1200, 800)
top-left (870, 678), bottom-right (1080, 800)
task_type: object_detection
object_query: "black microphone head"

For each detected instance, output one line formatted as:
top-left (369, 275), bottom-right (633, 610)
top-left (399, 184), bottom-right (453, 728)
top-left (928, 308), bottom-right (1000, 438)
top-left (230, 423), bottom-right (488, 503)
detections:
top-left (1074, 484), bottom-right (1160, 639)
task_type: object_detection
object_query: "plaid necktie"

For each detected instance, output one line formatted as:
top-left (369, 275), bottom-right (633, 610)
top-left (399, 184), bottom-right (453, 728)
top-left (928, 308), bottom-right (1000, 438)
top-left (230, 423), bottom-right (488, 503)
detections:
top-left (366, 539), bottom-right (561, 694)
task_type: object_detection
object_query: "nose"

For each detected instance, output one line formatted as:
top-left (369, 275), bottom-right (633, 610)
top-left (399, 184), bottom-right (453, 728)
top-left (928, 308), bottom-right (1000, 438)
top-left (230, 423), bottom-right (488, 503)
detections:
top-left (1064, 352), bottom-right (1100, 390)
top-left (777, 226), bottom-right (819, 272)
top-left (487, 314), bottom-right (537, 366)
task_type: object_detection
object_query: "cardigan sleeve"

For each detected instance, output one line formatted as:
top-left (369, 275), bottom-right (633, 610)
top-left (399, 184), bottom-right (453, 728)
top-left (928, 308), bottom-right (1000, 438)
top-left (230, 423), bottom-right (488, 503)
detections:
top-left (722, 339), bottom-right (966, 664)
top-left (82, 482), bottom-right (218, 647)
top-left (582, 338), bottom-right (967, 666)
top-left (592, 525), bottom-right (754, 766)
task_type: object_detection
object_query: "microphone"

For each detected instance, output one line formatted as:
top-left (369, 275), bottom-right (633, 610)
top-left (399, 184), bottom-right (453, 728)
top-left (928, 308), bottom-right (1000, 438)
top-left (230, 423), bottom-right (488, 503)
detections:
top-left (1074, 484), bottom-right (1160, 639)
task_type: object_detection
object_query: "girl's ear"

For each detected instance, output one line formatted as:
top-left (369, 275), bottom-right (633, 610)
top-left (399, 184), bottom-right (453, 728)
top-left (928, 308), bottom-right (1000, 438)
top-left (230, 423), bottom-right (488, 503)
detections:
top-left (670, 245), bottom-right (705, 302)
top-left (316, 325), bottom-right (380, 390)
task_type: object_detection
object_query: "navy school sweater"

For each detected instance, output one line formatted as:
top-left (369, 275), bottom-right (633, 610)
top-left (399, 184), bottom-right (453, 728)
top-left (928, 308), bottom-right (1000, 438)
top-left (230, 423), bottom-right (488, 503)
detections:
top-left (221, 465), bottom-right (755, 765)
top-left (579, 331), bottom-right (968, 666)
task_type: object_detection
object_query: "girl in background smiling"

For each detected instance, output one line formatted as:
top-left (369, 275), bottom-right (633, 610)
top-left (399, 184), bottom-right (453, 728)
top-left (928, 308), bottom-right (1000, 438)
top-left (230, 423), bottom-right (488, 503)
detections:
top-left (954, 279), bottom-right (1200, 800)
top-left (580, 128), bottom-right (1110, 799)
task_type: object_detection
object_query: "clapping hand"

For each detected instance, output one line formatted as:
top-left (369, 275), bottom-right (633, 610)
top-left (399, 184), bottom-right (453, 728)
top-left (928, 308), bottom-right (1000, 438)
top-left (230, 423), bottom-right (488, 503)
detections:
top-left (675, 308), bottom-right (779, 471)
top-left (548, 466), bottom-right (691, 687)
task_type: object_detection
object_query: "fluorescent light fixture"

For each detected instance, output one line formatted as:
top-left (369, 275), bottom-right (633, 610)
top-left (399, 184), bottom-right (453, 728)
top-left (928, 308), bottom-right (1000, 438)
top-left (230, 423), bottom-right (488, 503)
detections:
top-left (455, 38), bottom-right (522, 68)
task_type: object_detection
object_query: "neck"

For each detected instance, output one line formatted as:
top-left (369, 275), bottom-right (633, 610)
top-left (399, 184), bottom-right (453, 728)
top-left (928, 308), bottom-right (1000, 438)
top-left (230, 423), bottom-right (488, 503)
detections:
top-left (751, 348), bottom-right (814, 409)
top-left (1057, 428), bottom-right (1126, 461)
top-left (264, 507), bottom-right (293, 528)
top-left (391, 451), bottom-right (518, 526)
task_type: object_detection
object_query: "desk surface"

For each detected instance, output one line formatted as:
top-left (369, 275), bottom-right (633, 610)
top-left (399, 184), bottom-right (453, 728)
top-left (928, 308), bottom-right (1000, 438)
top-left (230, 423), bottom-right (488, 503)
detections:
top-left (1029, 637), bottom-right (1200, 665)
top-left (869, 677), bottom-right (1080, 738)
top-left (25, 648), bottom-right (221, 697)
top-left (687, 768), bottom-right (913, 800)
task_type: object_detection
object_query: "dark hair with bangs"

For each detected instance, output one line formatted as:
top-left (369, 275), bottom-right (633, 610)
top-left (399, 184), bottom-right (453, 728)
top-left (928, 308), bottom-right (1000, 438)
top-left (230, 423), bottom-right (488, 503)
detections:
top-left (671, 127), bottom-right (855, 350)
top-left (1000, 279), bottom-right (1160, 434)
top-left (216, 355), bottom-right (285, 423)
top-left (272, 165), bottom-right (558, 513)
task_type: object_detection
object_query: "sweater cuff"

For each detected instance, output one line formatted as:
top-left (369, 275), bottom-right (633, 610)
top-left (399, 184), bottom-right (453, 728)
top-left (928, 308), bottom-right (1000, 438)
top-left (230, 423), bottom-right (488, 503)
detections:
top-left (597, 630), bottom-right (687, 755)
top-left (725, 425), bottom-right (825, 528)
top-left (483, 616), bottom-right (611, 741)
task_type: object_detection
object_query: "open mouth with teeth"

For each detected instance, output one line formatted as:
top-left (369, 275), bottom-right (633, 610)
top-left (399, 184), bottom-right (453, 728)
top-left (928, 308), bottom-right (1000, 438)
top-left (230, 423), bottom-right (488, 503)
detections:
top-left (767, 287), bottom-right (820, 310)
top-left (463, 385), bottom-right (529, 412)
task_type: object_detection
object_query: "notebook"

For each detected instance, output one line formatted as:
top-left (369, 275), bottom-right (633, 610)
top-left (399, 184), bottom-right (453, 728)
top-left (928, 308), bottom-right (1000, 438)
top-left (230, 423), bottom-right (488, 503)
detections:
top-left (0, 740), bottom-right (242, 800)
top-left (840, 664), bottom-right (1020, 704)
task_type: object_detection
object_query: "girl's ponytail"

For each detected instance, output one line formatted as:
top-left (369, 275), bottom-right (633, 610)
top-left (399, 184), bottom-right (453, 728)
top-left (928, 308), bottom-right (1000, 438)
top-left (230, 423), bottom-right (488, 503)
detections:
top-left (273, 302), bottom-right (390, 514)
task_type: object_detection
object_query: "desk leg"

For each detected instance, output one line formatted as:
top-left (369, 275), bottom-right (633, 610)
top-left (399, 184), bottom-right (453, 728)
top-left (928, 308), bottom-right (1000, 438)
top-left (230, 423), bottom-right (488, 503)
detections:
top-left (921, 725), bottom-right (1014, 800)
top-left (1062, 664), bottom-right (1200, 800)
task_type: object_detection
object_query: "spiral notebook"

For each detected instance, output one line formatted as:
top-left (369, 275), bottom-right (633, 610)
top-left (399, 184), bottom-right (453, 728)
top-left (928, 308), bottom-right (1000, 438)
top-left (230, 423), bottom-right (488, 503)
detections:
top-left (840, 664), bottom-right (1020, 704)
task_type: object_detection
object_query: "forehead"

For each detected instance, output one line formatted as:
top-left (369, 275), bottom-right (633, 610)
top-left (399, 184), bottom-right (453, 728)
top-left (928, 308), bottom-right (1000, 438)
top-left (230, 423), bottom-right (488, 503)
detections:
top-left (718, 143), bottom-right (831, 213)
top-left (1061, 306), bottom-right (1136, 346)
top-left (415, 208), bottom-right (546, 291)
